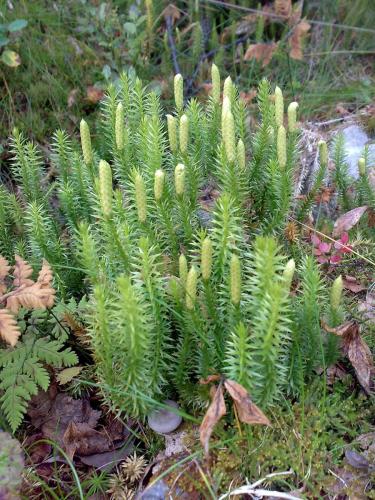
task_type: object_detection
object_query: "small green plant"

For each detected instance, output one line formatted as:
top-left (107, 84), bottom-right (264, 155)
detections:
top-left (2, 68), bottom-right (349, 423)
top-left (0, 255), bottom-right (78, 432)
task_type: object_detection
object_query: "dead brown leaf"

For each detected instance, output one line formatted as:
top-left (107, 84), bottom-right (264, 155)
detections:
top-left (367, 208), bottom-right (375, 228)
top-left (244, 42), bottom-right (278, 67)
top-left (336, 104), bottom-right (350, 116)
top-left (199, 384), bottom-right (226, 456)
top-left (162, 4), bottom-right (181, 24)
top-left (322, 321), bottom-right (374, 394)
top-left (199, 374), bottom-right (221, 385)
top-left (289, 20), bottom-right (310, 60)
top-left (347, 332), bottom-right (374, 395)
top-left (239, 90), bottom-right (257, 104)
top-left (275, 0), bottom-right (292, 18)
top-left (343, 276), bottom-right (367, 294)
top-left (315, 186), bottom-right (334, 204)
top-left (67, 88), bottom-right (79, 108)
top-left (224, 379), bottom-right (271, 426)
top-left (86, 86), bottom-right (104, 104)
top-left (63, 421), bottom-right (112, 459)
top-left (327, 364), bottom-right (348, 386)
top-left (332, 206), bottom-right (368, 237)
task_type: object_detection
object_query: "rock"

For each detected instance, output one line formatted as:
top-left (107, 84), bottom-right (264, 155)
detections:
top-left (147, 400), bottom-right (182, 434)
top-left (339, 124), bottom-right (375, 179)
top-left (0, 431), bottom-right (24, 499)
top-left (138, 479), bottom-right (170, 500)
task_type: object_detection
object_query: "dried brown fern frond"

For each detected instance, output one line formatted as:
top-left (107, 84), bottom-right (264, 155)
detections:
top-left (0, 256), bottom-right (11, 295)
top-left (6, 260), bottom-right (55, 313)
top-left (0, 255), bottom-right (55, 346)
top-left (0, 309), bottom-right (21, 346)
top-left (13, 255), bottom-right (34, 287)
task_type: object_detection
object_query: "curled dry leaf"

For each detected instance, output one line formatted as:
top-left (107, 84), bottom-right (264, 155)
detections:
top-left (343, 276), bottom-right (366, 294)
top-left (224, 379), bottom-right (271, 426)
top-left (13, 255), bottom-right (34, 287)
top-left (332, 206), bottom-right (368, 237)
top-left (322, 321), bottom-right (374, 394)
top-left (0, 256), bottom-right (10, 295)
top-left (289, 20), bottom-right (310, 60)
top-left (86, 86), bottom-right (104, 104)
top-left (275, 0), bottom-right (292, 18)
top-left (199, 384), bottom-right (226, 456)
top-left (244, 42), bottom-right (278, 67)
top-left (199, 374), bottom-right (221, 385)
top-left (63, 421), bottom-right (112, 460)
top-left (162, 3), bottom-right (181, 23)
top-left (0, 308), bottom-right (21, 346)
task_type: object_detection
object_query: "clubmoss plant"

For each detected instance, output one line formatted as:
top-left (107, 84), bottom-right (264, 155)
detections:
top-left (1, 69), bottom-right (349, 420)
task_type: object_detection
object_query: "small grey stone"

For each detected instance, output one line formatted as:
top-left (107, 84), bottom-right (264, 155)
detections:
top-left (138, 479), bottom-right (169, 499)
top-left (147, 400), bottom-right (182, 434)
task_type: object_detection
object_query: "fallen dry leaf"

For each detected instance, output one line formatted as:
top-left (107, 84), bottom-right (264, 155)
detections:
top-left (199, 384), bottom-right (226, 456)
top-left (322, 321), bottom-right (374, 394)
top-left (336, 104), bottom-right (350, 116)
top-left (200, 374), bottom-right (221, 385)
top-left (162, 4), bottom-right (181, 23)
top-left (63, 421), bottom-right (112, 459)
top-left (347, 331), bottom-right (374, 395)
top-left (327, 364), bottom-right (348, 386)
top-left (343, 276), bottom-right (367, 294)
top-left (224, 379), bottom-right (271, 426)
top-left (239, 89), bottom-right (257, 104)
top-left (244, 42), bottom-right (278, 67)
top-left (79, 444), bottom-right (134, 471)
top-left (332, 206), bottom-right (368, 237)
top-left (67, 88), bottom-right (79, 108)
top-left (275, 0), bottom-right (292, 18)
top-left (289, 20), bottom-right (310, 60)
top-left (27, 392), bottom-right (130, 458)
top-left (86, 86), bottom-right (104, 104)
top-left (315, 186), bottom-right (334, 204)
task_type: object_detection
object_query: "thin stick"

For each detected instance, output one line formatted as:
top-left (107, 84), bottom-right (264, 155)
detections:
top-left (165, 16), bottom-right (181, 75)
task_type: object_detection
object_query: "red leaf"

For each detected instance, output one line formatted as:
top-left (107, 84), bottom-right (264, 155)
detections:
top-left (340, 232), bottom-right (349, 244)
top-left (317, 255), bottom-right (329, 264)
top-left (332, 206), bottom-right (368, 237)
top-left (318, 242), bottom-right (331, 253)
top-left (330, 254), bottom-right (342, 264)
top-left (223, 379), bottom-right (271, 426)
top-left (199, 384), bottom-right (226, 456)
top-left (311, 234), bottom-right (321, 246)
